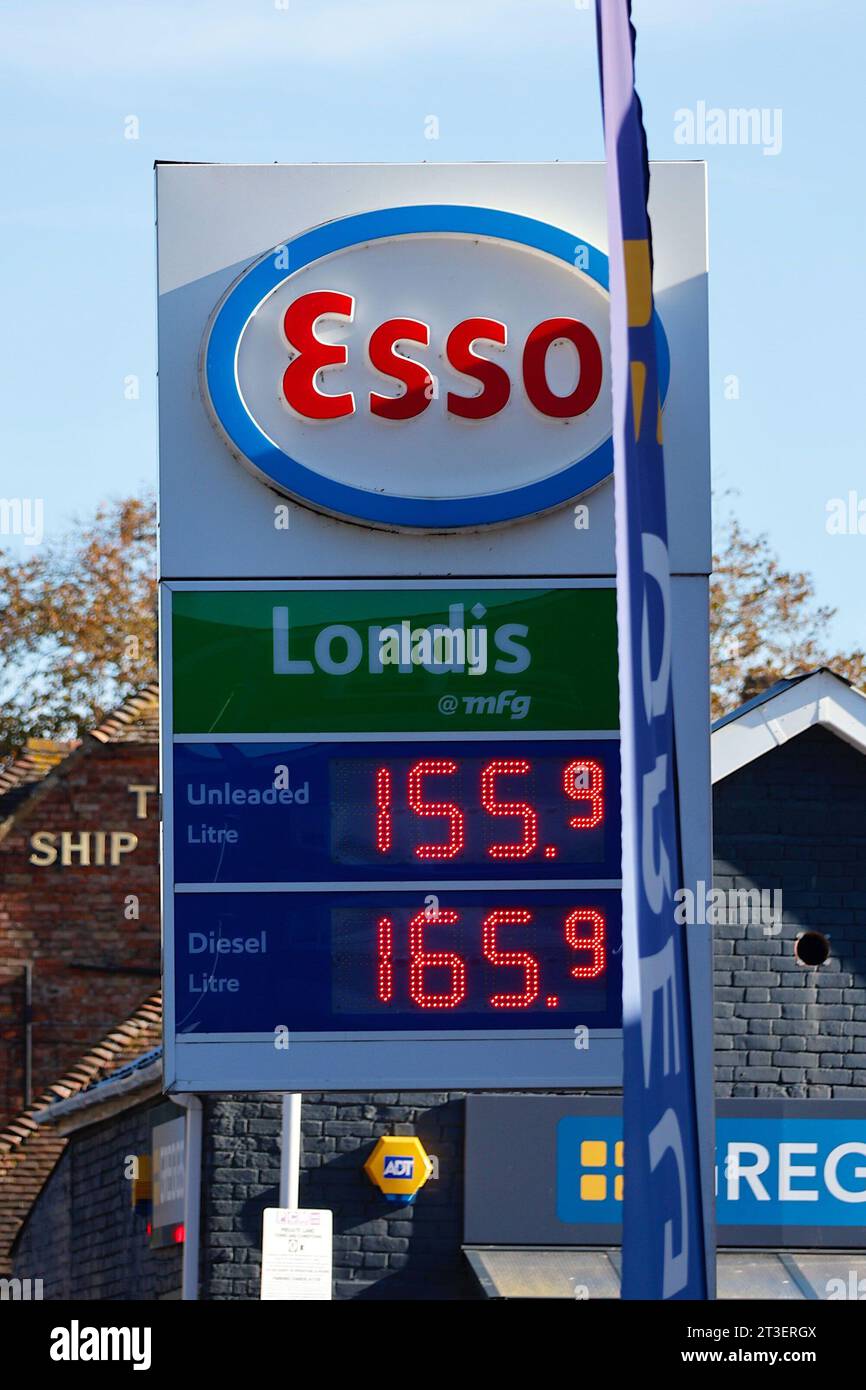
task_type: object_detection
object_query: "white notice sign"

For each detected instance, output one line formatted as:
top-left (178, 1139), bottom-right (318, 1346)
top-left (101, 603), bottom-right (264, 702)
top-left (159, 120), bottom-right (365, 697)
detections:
top-left (260, 1207), bottom-right (333, 1301)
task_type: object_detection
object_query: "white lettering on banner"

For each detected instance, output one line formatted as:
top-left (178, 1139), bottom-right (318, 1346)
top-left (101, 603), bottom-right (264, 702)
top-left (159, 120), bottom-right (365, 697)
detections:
top-left (314, 624), bottom-right (362, 675)
top-left (722, 1141), bottom-right (866, 1204)
top-left (824, 1144), bottom-right (866, 1203)
top-left (272, 605), bottom-right (530, 678)
top-left (778, 1144), bottom-right (819, 1202)
top-left (648, 1107), bottom-right (688, 1299)
top-left (640, 533), bottom-right (672, 722)
top-left (641, 755), bottom-right (671, 914)
top-left (639, 937), bottom-right (681, 1087)
top-left (273, 606), bottom-right (313, 675)
top-left (726, 1143), bottom-right (771, 1201)
top-left (635, 518), bottom-right (688, 1296)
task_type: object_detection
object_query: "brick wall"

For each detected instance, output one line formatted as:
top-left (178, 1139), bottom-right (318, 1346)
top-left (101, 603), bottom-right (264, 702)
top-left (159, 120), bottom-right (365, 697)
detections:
top-left (15, 1091), bottom-right (474, 1300)
top-left (0, 739), bottom-right (160, 1124)
top-left (13, 1099), bottom-right (182, 1300)
top-left (202, 1092), bottom-right (475, 1301)
top-left (11, 1145), bottom-right (72, 1297)
top-left (713, 726), bottom-right (866, 1098)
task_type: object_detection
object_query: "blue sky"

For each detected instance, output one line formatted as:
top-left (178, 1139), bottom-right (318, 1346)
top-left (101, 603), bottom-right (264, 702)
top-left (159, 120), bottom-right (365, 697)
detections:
top-left (1, 0), bottom-right (863, 651)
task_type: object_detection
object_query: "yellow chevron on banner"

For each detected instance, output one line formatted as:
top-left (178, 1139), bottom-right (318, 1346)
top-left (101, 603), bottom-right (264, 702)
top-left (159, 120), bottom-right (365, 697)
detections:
top-left (630, 359), bottom-right (646, 441)
top-left (624, 238), bottom-right (652, 327)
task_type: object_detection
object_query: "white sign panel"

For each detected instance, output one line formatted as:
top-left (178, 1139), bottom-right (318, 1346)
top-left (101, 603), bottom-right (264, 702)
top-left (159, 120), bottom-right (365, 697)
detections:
top-left (260, 1207), bottom-right (333, 1301)
top-left (152, 1116), bottom-right (185, 1229)
top-left (156, 162), bottom-right (709, 578)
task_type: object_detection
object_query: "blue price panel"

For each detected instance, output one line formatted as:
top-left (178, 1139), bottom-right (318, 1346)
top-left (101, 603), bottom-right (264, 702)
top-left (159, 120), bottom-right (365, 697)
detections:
top-left (173, 889), bottom-right (622, 1034)
top-left (173, 739), bottom-right (621, 883)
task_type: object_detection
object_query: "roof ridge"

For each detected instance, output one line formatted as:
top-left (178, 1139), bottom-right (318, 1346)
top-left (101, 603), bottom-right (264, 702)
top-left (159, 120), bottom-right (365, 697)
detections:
top-left (0, 740), bottom-right (79, 798)
top-left (0, 683), bottom-right (160, 824)
top-left (0, 992), bottom-right (163, 1158)
top-left (89, 682), bottom-right (160, 745)
top-left (0, 992), bottom-right (163, 1274)
top-left (712, 666), bottom-right (863, 734)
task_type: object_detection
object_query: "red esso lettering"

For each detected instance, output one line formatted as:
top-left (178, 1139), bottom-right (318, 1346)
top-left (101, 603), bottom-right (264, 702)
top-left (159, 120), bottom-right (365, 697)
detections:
top-left (368, 318), bottom-right (432, 421)
top-left (446, 317), bottom-right (511, 420)
top-left (522, 318), bottom-right (603, 420)
top-left (279, 291), bottom-right (602, 423)
top-left (281, 290), bottom-right (355, 421)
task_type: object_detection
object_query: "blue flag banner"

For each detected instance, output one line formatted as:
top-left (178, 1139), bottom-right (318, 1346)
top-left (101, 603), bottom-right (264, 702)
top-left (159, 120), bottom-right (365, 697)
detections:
top-left (595, 0), bottom-right (709, 1298)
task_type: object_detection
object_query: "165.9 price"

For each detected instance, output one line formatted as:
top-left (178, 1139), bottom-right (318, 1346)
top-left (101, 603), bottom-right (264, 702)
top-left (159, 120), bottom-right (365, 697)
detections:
top-left (374, 904), bottom-right (606, 1011)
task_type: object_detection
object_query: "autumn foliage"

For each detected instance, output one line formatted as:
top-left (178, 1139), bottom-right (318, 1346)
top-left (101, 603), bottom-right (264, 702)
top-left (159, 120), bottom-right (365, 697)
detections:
top-left (0, 492), bottom-right (863, 755)
top-left (711, 514), bottom-right (866, 718)
top-left (0, 496), bottom-right (156, 757)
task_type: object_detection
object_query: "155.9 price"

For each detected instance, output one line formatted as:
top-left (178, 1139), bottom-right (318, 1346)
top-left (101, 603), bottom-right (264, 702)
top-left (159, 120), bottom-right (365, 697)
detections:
top-left (373, 755), bottom-right (604, 860)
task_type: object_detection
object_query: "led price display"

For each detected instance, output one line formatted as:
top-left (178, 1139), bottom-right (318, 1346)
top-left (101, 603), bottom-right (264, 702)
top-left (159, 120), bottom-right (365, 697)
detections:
top-left (330, 752), bottom-right (607, 867)
top-left (173, 739), bottom-right (621, 883)
top-left (332, 900), bottom-right (609, 1015)
top-left (173, 889), bottom-right (623, 1033)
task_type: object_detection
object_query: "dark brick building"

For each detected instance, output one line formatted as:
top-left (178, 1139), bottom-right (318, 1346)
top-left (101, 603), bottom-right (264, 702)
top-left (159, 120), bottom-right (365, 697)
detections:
top-left (0, 995), bottom-right (162, 1280)
top-left (711, 669), bottom-right (866, 1099)
top-left (14, 1082), bottom-right (472, 1301)
top-left (0, 686), bottom-right (160, 1126)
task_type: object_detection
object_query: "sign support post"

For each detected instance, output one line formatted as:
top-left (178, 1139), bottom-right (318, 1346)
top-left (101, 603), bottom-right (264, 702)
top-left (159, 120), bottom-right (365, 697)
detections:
top-left (279, 1093), bottom-right (302, 1211)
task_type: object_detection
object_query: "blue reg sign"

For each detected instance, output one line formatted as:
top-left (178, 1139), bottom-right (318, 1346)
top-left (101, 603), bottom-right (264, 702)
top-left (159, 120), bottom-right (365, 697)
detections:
top-left (556, 1109), bottom-right (866, 1234)
top-left (715, 1117), bottom-right (866, 1228)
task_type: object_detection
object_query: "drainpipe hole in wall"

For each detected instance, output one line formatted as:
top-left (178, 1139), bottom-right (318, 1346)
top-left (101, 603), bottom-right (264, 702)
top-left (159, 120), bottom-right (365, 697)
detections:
top-left (794, 931), bottom-right (830, 967)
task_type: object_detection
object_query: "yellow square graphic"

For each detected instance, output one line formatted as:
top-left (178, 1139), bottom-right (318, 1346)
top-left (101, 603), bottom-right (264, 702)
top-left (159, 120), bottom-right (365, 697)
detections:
top-left (581, 1174), bottom-right (607, 1202)
top-left (624, 239), bottom-right (653, 328)
top-left (580, 1140), bottom-right (607, 1168)
top-left (614, 1175), bottom-right (624, 1201)
top-left (615, 1141), bottom-right (624, 1168)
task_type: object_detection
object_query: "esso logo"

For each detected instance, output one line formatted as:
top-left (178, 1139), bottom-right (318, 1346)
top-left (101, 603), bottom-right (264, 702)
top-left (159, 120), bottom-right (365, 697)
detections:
top-left (202, 206), bottom-right (669, 531)
top-left (280, 292), bottom-right (603, 425)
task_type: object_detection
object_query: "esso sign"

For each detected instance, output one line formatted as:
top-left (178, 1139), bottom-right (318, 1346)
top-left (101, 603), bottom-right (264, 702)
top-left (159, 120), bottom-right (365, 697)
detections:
top-left (280, 292), bottom-right (603, 425)
top-left (202, 205), bottom-right (669, 530)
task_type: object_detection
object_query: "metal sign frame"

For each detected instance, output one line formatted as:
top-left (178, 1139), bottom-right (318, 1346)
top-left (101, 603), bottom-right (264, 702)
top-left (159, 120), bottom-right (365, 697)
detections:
top-left (157, 162), bottom-right (711, 1097)
top-left (162, 576), bottom-right (624, 1092)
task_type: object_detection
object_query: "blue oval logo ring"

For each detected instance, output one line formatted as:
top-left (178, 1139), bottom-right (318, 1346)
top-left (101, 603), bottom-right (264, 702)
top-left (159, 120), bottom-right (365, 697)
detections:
top-left (202, 205), bottom-right (670, 531)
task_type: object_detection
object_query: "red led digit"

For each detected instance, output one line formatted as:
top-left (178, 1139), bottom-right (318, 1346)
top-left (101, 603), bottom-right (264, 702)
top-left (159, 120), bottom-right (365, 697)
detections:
top-left (407, 758), bottom-right (465, 860)
top-left (377, 916), bottom-right (394, 1003)
top-left (563, 758), bottom-right (605, 830)
top-left (375, 766), bottom-right (392, 854)
top-left (408, 908), bottom-right (467, 1009)
top-left (482, 908), bottom-right (540, 1009)
top-left (565, 908), bottom-right (606, 980)
top-left (480, 759), bottom-right (539, 859)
